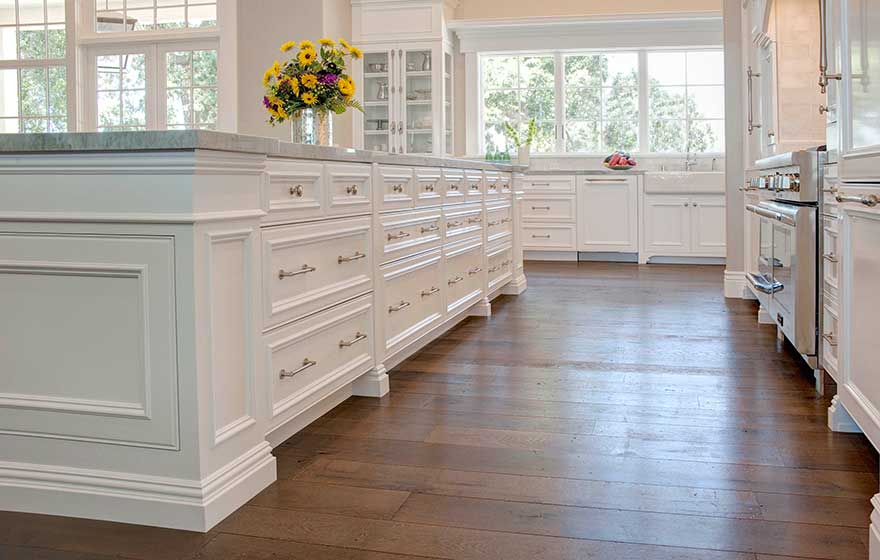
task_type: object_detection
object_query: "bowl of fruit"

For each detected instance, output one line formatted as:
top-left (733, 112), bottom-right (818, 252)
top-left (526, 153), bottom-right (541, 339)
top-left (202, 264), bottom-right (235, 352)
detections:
top-left (603, 152), bottom-right (637, 171)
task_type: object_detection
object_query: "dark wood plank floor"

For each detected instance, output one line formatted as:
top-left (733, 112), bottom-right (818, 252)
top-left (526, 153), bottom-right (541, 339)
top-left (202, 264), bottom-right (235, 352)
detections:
top-left (2, 262), bottom-right (877, 560)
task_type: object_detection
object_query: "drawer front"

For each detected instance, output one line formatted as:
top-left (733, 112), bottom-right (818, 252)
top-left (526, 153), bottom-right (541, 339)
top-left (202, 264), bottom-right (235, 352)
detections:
top-left (445, 239), bottom-right (485, 315)
top-left (326, 163), bottom-right (373, 216)
top-left (485, 170), bottom-right (502, 199)
top-left (377, 165), bottom-right (415, 212)
top-left (263, 216), bottom-right (372, 330)
top-left (823, 218), bottom-right (840, 299)
top-left (377, 207), bottom-right (443, 265)
top-left (267, 294), bottom-right (374, 424)
top-left (466, 169), bottom-right (485, 202)
top-left (414, 167), bottom-right (443, 207)
top-left (486, 203), bottom-right (514, 244)
top-left (822, 302), bottom-right (839, 379)
top-left (500, 172), bottom-right (513, 195)
top-left (380, 249), bottom-right (445, 354)
top-left (486, 243), bottom-right (513, 293)
top-left (522, 175), bottom-right (575, 193)
top-left (263, 159), bottom-right (324, 224)
top-left (444, 203), bottom-right (484, 245)
top-left (443, 168), bottom-right (466, 204)
top-left (522, 196), bottom-right (576, 223)
top-left (523, 224), bottom-right (577, 250)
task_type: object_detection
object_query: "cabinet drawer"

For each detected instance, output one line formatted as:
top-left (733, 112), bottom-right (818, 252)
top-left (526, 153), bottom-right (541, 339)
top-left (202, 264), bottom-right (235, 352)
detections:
top-left (822, 302), bottom-right (839, 380)
top-left (522, 175), bottom-right (575, 193)
top-left (485, 170), bottom-right (502, 199)
top-left (444, 203), bottom-right (483, 245)
top-left (379, 249), bottom-right (445, 355)
top-left (500, 172), bottom-right (513, 195)
top-left (266, 294), bottom-right (374, 425)
top-left (487, 242), bottom-right (513, 293)
top-left (823, 219), bottom-right (840, 299)
top-left (522, 224), bottom-right (577, 250)
top-left (377, 207), bottom-right (443, 265)
top-left (522, 196), bottom-right (576, 223)
top-left (377, 165), bottom-right (415, 212)
top-left (465, 169), bottom-right (484, 202)
top-left (414, 167), bottom-right (443, 207)
top-left (443, 168), bottom-right (466, 204)
top-left (262, 216), bottom-right (372, 330)
top-left (444, 239), bottom-right (485, 315)
top-left (486, 202), bottom-right (513, 244)
top-left (326, 163), bottom-right (373, 216)
top-left (263, 159), bottom-right (324, 224)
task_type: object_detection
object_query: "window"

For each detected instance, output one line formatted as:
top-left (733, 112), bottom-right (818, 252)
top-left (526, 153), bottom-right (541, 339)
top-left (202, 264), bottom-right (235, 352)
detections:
top-left (479, 48), bottom-right (724, 155)
top-left (0, 0), bottom-right (69, 133)
top-left (96, 52), bottom-right (146, 130)
top-left (95, 0), bottom-right (216, 33)
top-left (165, 48), bottom-right (217, 129)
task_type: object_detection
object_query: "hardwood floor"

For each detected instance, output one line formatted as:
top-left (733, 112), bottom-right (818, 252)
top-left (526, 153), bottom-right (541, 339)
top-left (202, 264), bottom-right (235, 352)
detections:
top-left (2, 262), bottom-right (877, 560)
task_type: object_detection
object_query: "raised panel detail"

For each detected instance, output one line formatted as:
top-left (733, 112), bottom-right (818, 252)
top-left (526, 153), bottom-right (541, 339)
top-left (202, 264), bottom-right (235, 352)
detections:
top-left (0, 233), bottom-right (179, 450)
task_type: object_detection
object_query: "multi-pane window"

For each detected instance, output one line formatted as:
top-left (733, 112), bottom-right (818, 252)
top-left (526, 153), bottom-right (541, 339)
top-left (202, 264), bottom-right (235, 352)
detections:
top-left (165, 48), bottom-right (217, 129)
top-left (648, 51), bottom-right (724, 153)
top-left (96, 53), bottom-right (146, 130)
top-left (95, 0), bottom-right (216, 33)
top-left (482, 54), bottom-right (556, 154)
top-left (480, 48), bottom-right (724, 154)
top-left (0, 0), bottom-right (68, 133)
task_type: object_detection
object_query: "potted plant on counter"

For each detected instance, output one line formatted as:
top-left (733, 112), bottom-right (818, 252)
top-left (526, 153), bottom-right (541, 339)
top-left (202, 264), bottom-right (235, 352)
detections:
top-left (263, 38), bottom-right (364, 145)
top-left (504, 118), bottom-right (537, 166)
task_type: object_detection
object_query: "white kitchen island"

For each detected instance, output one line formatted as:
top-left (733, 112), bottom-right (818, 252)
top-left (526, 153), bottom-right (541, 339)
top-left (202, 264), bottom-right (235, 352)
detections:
top-left (0, 131), bottom-right (526, 532)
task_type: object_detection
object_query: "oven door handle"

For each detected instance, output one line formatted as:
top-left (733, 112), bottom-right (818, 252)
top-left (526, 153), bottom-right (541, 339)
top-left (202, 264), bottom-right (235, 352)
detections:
top-left (746, 204), bottom-right (798, 227)
top-left (748, 273), bottom-right (784, 294)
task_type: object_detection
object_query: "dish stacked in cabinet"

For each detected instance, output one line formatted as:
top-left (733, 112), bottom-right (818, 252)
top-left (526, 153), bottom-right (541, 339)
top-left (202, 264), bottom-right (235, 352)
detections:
top-left (519, 175), bottom-right (577, 254)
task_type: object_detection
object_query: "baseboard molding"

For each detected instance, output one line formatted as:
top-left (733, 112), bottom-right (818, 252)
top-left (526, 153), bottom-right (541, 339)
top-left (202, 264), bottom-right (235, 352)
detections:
top-left (502, 273), bottom-right (528, 295)
top-left (649, 256), bottom-right (727, 265)
top-left (0, 441), bottom-right (275, 532)
top-left (578, 251), bottom-right (639, 263)
top-left (724, 270), bottom-right (748, 299)
top-left (266, 384), bottom-right (353, 447)
top-left (524, 250), bottom-right (577, 261)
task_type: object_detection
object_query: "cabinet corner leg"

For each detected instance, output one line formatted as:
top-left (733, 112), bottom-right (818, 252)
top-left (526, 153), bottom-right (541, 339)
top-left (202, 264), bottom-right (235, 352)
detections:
top-left (757, 305), bottom-right (775, 325)
top-left (470, 296), bottom-right (492, 317)
top-left (501, 274), bottom-right (528, 296)
top-left (870, 495), bottom-right (880, 560)
top-left (352, 364), bottom-right (390, 398)
top-left (828, 394), bottom-right (862, 433)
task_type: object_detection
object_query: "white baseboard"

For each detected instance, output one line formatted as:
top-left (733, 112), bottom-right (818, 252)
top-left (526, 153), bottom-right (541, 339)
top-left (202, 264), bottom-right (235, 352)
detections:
top-left (502, 273), bottom-right (528, 295)
top-left (524, 250), bottom-right (577, 261)
top-left (351, 365), bottom-right (390, 398)
top-left (724, 270), bottom-right (749, 299)
top-left (0, 441), bottom-right (275, 532)
top-left (266, 384), bottom-right (353, 447)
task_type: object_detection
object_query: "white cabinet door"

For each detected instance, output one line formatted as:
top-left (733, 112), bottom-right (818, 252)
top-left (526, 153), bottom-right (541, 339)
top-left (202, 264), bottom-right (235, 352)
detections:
top-left (644, 195), bottom-right (692, 255)
top-left (841, 0), bottom-right (880, 181)
top-left (576, 176), bottom-right (639, 252)
top-left (690, 196), bottom-right (727, 256)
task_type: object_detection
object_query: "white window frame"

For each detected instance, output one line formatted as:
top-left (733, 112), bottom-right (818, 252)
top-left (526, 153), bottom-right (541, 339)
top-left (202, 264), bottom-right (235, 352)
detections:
top-left (474, 46), bottom-right (724, 157)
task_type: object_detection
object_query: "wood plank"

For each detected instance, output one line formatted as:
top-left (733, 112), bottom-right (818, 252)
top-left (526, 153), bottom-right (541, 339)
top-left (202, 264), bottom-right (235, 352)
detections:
top-left (754, 492), bottom-right (872, 528)
top-left (0, 545), bottom-right (118, 559)
top-left (192, 533), bottom-right (442, 560)
top-left (247, 480), bottom-right (410, 520)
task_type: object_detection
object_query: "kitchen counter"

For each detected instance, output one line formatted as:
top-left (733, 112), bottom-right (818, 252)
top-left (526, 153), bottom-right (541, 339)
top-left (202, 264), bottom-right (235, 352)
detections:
top-left (525, 168), bottom-right (645, 175)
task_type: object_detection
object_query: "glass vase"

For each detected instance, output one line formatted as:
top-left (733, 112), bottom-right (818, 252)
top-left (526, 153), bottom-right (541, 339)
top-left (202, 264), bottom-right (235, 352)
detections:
top-left (290, 109), bottom-right (333, 146)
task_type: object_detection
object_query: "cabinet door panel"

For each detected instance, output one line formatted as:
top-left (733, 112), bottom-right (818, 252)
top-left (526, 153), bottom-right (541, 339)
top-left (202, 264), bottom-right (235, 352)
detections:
top-left (841, 0), bottom-right (880, 181)
top-left (690, 196), bottom-right (726, 256)
top-left (576, 176), bottom-right (639, 252)
top-left (644, 196), bottom-right (691, 255)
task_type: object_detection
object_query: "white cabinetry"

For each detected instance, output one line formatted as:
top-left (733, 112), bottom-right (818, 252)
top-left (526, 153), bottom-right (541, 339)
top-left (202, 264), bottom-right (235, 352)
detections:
top-left (643, 195), bottom-right (726, 259)
top-left (521, 174), bottom-right (577, 255)
top-left (576, 176), bottom-right (639, 253)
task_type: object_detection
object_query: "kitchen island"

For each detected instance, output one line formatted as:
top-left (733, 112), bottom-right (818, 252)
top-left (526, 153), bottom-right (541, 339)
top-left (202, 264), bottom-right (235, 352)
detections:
top-left (0, 131), bottom-right (526, 531)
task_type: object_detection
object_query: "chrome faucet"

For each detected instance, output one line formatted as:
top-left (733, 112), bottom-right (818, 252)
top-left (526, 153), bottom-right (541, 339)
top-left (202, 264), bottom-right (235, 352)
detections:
top-left (685, 151), bottom-right (698, 172)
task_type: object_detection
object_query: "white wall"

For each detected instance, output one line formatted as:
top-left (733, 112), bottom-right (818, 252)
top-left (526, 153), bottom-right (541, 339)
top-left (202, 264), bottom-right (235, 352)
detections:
top-left (454, 0), bottom-right (722, 19)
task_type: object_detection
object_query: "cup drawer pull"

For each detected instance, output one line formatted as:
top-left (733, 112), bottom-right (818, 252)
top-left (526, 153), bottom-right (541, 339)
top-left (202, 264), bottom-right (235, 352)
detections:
top-left (421, 287), bottom-right (440, 297)
top-left (448, 276), bottom-right (464, 285)
top-left (279, 358), bottom-right (317, 379)
top-left (823, 333), bottom-right (838, 347)
top-left (468, 267), bottom-right (482, 276)
top-left (279, 264), bottom-right (316, 279)
top-left (388, 300), bottom-right (411, 313)
top-left (387, 231), bottom-right (411, 241)
top-left (421, 224), bottom-right (439, 233)
top-left (289, 184), bottom-right (304, 197)
top-left (339, 332), bottom-right (368, 348)
top-left (338, 251), bottom-right (366, 264)
top-left (823, 253), bottom-right (838, 263)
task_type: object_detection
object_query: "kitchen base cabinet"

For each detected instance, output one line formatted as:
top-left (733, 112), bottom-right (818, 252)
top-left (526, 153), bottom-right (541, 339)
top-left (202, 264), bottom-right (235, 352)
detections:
top-left (576, 175), bottom-right (639, 253)
top-left (643, 194), bottom-right (726, 260)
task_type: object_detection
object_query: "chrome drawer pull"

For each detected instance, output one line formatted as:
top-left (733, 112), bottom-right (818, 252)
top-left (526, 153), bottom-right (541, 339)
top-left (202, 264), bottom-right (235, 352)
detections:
top-left (470, 184), bottom-right (480, 190)
top-left (338, 251), bottom-right (366, 264)
top-left (448, 276), bottom-right (464, 285)
top-left (530, 182), bottom-right (551, 186)
top-left (501, 218), bottom-right (512, 224)
top-left (425, 184), bottom-right (435, 192)
top-left (531, 206), bottom-right (551, 210)
top-left (392, 184), bottom-right (404, 193)
top-left (280, 358), bottom-right (317, 379)
top-left (503, 184), bottom-right (510, 190)
top-left (823, 333), bottom-right (838, 347)
top-left (468, 267), bottom-right (482, 275)
top-left (503, 260), bottom-right (512, 266)
top-left (346, 184), bottom-right (360, 195)
top-left (421, 287), bottom-right (440, 297)
top-left (823, 253), bottom-right (838, 263)
top-left (339, 332), bottom-right (368, 348)
top-left (388, 300), bottom-right (411, 313)
top-left (387, 231), bottom-right (411, 241)
top-left (449, 184), bottom-right (460, 191)
top-left (467, 217), bottom-right (482, 224)
top-left (289, 184), bottom-right (304, 197)
top-left (489, 184), bottom-right (498, 190)
top-left (421, 224), bottom-right (439, 233)
top-left (532, 234), bottom-right (551, 239)
top-left (836, 193), bottom-right (879, 207)
top-left (487, 220), bottom-right (500, 226)
top-left (488, 265), bottom-right (501, 273)
top-left (448, 220), bottom-right (464, 227)
top-left (279, 264), bottom-right (316, 279)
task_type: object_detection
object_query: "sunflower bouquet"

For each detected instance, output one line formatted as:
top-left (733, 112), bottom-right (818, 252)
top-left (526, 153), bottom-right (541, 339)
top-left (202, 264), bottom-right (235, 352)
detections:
top-left (263, 38), bottom-right (364, 125)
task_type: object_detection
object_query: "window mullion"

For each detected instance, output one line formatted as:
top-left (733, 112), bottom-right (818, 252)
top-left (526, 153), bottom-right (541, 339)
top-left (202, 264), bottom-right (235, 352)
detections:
top-left (638, 50), bottom-right (649, 154)
top-left (554, 51), bottom-right (564, 153)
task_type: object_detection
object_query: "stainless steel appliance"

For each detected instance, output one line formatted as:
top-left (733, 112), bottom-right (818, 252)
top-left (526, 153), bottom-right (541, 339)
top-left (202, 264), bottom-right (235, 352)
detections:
top-left (746, 148), bottom-right (826, 368)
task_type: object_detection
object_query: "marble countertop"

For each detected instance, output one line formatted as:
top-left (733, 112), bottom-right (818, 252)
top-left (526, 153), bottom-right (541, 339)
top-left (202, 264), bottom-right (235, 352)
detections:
top-left (525, 168), bottom-right (646, 176)
top-left (0, 130), bottom-right (524, 172)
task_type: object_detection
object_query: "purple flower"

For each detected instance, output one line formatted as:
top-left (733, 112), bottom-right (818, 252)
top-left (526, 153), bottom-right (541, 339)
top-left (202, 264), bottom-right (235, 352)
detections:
top-left (263, 96), bottom-right (271, 108)
top-left (319, 73), bottom-right (338, 85)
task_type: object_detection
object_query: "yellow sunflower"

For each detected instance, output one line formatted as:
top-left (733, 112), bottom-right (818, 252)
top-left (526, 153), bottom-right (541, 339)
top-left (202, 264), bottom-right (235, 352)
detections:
top-left (280, 40), bottom-right (296, 52)
top-left (289, 76), bottom-right (300, 95)
top-left (262, 68), bottom-right (274, 86)
top-left (300, 73), bottom-right (318, 89)
top-left (348, 46), bottom-right (363, 59)
top-left (301, 92), bottom-right (318, 105)
top-left (318, 37), bottom-right (335, 47)
top-left (272, 60), bottom-right (281, 76)
top-left (297, 48), bottom-right (317, 66)
top-left (337, 77), bottom-right (355, 97)
top-left (338, 38), bottom-right (351, 50)
top-left (299, 40), bottom-right (315, 50)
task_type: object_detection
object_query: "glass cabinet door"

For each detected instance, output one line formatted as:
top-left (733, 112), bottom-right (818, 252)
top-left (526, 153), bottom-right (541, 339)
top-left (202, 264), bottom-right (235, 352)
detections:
top-left (402, 48), bottom-right (434, 154)
top-left (362, 51), bottom-right (392, 152)
top-left (842, 0), bottom-right (880, 179)
top-left (444, 50), bottom-right (453, 155)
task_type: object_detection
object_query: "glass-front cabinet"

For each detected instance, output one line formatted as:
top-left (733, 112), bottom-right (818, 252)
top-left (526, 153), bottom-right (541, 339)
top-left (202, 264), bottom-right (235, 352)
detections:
top-left (356, 42), bottom-right (453, 156)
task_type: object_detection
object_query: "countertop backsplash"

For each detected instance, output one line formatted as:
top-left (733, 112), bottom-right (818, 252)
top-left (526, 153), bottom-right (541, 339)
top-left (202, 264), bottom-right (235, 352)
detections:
top-left (525, 155), bottom-right (725, 173)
